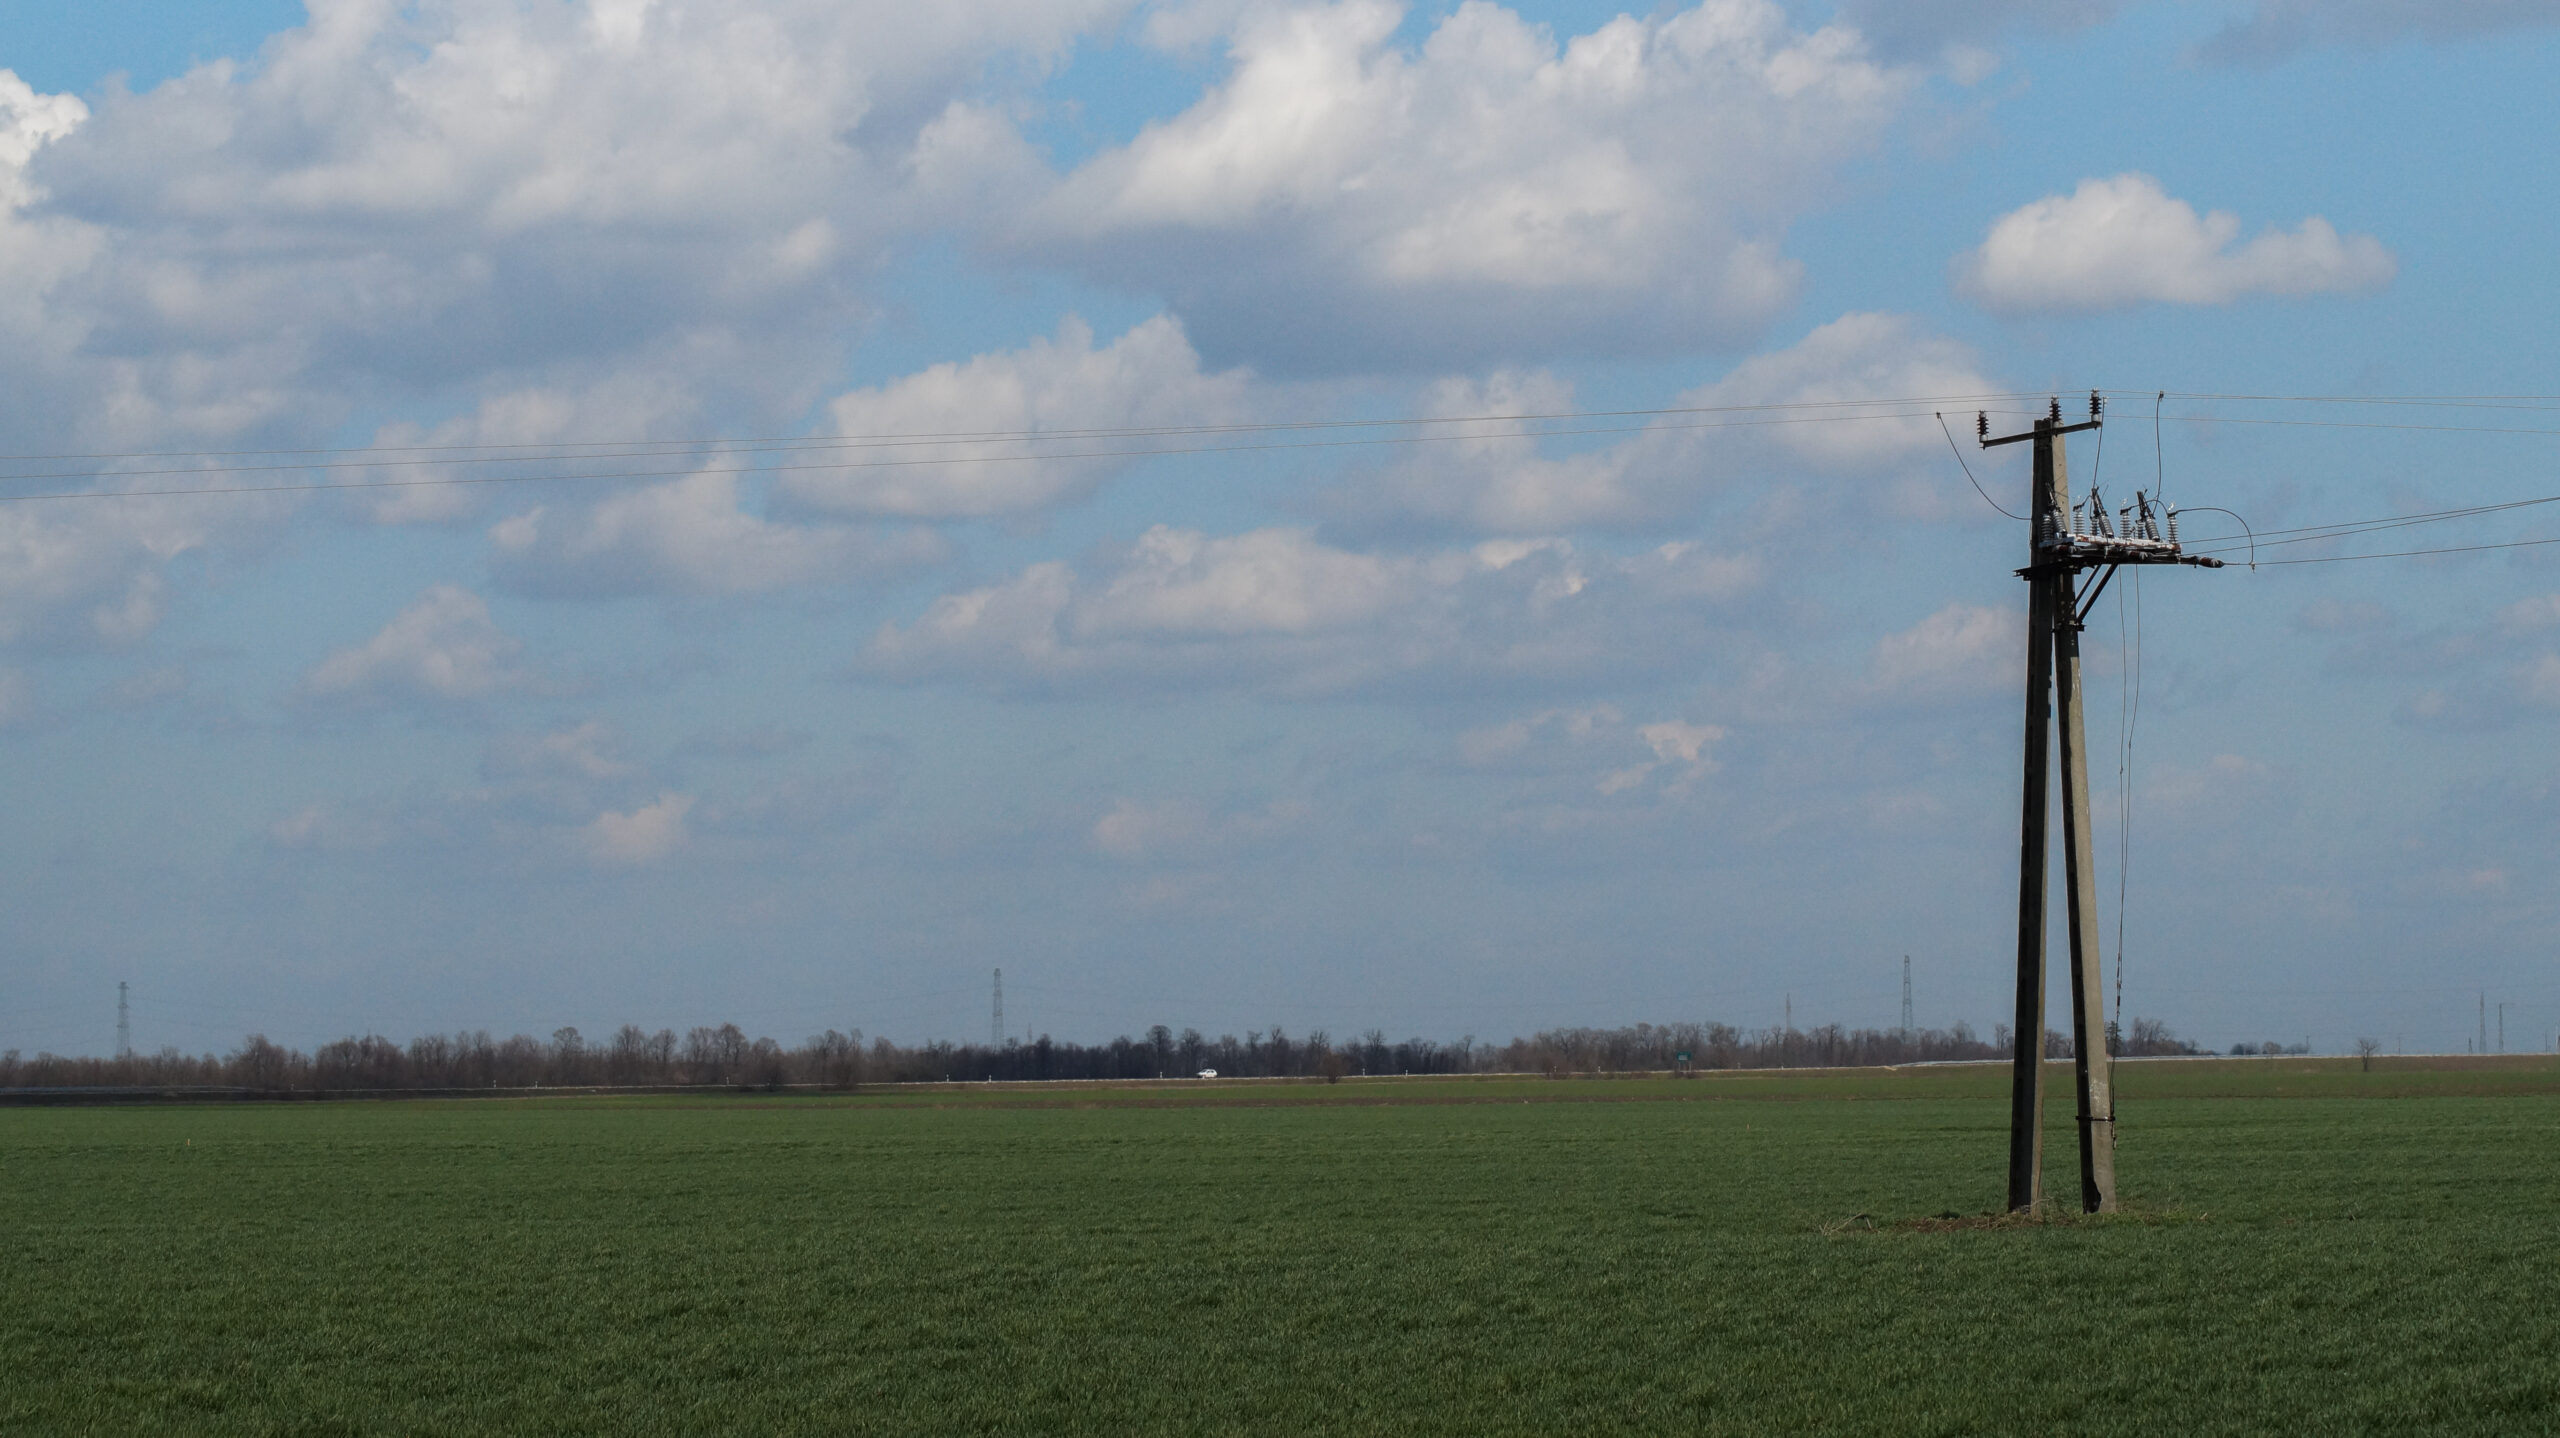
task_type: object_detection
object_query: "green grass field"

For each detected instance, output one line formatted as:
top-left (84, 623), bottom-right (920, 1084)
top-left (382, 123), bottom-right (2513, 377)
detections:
top-left (5, 1057), bottom-right (2557, 1435)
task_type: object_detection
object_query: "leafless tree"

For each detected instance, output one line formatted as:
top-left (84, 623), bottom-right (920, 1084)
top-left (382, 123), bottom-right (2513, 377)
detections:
top-left (547, 1027), bottom-right (589, 1085)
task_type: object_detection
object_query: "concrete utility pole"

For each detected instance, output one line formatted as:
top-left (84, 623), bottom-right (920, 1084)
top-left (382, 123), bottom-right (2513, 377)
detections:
top-left (992, 968), bottom-right (1004, 1049)
top-left (116, 980), bottom-right (130, 1061)
top-left (1985, 395), bottom-right (2222, 1214)
top-left (1901, 956), bottom-right (1914, 1042)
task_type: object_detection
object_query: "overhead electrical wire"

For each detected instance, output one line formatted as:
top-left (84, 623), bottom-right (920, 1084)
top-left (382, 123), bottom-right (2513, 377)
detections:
top-left (11, 388), bottom-right (2560, 582)
top-left (2248, 534), bottom-right (2560, 566)
top-left (1937, 411), bottom-right (2025, 520)
top-left (0, 392), bottom-right (2050, 473)
top-left (2109, 389), bottom-right (2560, 411)
top-left (14, 388), bottom-right (2560, 477)
top-left (2152, 392), bottom-right (2167, 510)
top-left (0, 400), bottom-right (2048, 504)
top-left (2144, 415), bottom-right (2560, 439)
top-left (2191, 493), bottom-right (2560, 545)
top-left (2181, 494), bottom-right (2560, 565)
top-left (26, 387), bottom-right (2560, 495)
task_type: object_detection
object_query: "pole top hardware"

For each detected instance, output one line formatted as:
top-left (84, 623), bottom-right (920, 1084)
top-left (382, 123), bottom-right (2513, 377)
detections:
top-left (1982, 399), bottom-right (2101, 448)
top-left (2031, 488), bottom-right (2225, 576)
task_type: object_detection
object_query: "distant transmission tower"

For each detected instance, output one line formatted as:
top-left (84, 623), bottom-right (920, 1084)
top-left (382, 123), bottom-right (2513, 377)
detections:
top-left (116, 981), bottom-right (131, 1060)
top-left (991, 968), bottom-right (1004, 1048)
top-left (1901, 957), bottom-right (1913, 1041)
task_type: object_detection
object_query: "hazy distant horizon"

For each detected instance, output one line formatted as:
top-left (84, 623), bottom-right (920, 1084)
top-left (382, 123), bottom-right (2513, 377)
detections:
top-left (4, 1), bottom-right (2557, 1063)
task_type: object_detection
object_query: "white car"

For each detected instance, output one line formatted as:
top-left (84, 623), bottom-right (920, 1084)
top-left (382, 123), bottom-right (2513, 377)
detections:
top-left (1196, 1068), bottom-right (1218, 1079)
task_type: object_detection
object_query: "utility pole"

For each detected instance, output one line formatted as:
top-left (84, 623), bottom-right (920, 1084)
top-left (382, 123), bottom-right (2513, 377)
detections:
top-left (2498, 1001), bottom-right (2506, 1054)
top-left (2479, 993), bottom-right (2488, 1055)
top-left (116, 980), bottom-right (130, 1061)
top-left (992, 968), bottom-right (1004, 1048)
top-left (1901, 956), bottom-right (1914, 1043)
top-left (1985, 395), bottom-right (2221, 1214)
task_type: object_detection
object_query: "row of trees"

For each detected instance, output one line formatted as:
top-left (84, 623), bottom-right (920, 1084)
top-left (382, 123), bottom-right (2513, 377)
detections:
top-left (0, 1016), bottom-right (2204, 1093)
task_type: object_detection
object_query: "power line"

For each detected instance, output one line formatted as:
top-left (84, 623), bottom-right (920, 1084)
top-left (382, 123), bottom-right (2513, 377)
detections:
top-left (2150, 415), bottom-right (2560, 439)
top-left (0, 407), bottom-right (2046, 506)
top-left (19, 387), bottom-right (2559, 472)
top-left (1937, 412), bottom-right (2024, 520)
top-left (17, 389), bottom-right (2560, 480)
top-left (2187, 493), bottom-right (2560, 548)
top-left (2249, 534), bottom-right (2560, 566)
top-left (2187, 508), bottom-right (2560, 559)
top-left (2108, 389), bottom-right (2560, 410)
top-left (43, 386), bottom-right (2560, 502)
top-left (0, 392), bottom-right (2051, 470)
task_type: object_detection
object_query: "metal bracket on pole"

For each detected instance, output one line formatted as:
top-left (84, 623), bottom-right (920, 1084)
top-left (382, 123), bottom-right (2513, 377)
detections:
top-left (2073, 566), bottom-right (2120, 627)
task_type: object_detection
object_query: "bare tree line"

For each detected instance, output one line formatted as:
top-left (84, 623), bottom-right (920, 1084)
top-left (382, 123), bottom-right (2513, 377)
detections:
top-left (0, 1015), bottom-right (2204, 1094)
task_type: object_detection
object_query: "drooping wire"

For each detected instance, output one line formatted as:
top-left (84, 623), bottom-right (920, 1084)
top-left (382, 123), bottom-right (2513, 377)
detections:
top-left (1937, 412), bottom-right (2024, 520)
top-left (2115, 566), bottom-right (2141, 1040)
top-left (2153, 393), bottom-right (2167, 510)
top-left (2178, 505), bottom-right (2257, 568)
top-left (2110, 397), bottom-right (2172, 1044)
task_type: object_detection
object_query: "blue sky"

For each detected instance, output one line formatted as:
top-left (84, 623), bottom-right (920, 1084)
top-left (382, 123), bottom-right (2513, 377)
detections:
top-left (2, 0), bottom-right (2558, 1059)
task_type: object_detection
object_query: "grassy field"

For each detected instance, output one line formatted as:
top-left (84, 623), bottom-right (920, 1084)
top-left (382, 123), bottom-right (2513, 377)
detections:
top-left (4, 1057), bottom-right (2556, 1435)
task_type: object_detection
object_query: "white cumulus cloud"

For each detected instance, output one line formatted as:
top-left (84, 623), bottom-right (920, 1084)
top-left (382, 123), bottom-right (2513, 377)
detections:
top-left (1091, 795), bottom-right (1308, 861)
top-left (8, 0), bottom-right (1127, 456)
top-left (1337, 312), bottom-right (1999, 533)
top-left (481, 721), bottom-right (629, 782)
top-left (782, 315), bottom-right (1252, 519)
top-left (1869, 602), bottom-right (2018, 698)
top-left (0, 4), bottom-right (1135, 636)
top-left (863, 524), bottom-right (1765, 695)
top-left (1030, 0), bottom-right (1910, 373)
top-left (1597, 719), bottom-right (1726, 795)
top-left (1956, 173), bottom-right (2395, 314)
top-left (301, 585), bottom-right (538, 704)
top-left (582, 792), bottom-right (694, 865)
top-left (487, 470), bottom-right (944, 598)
